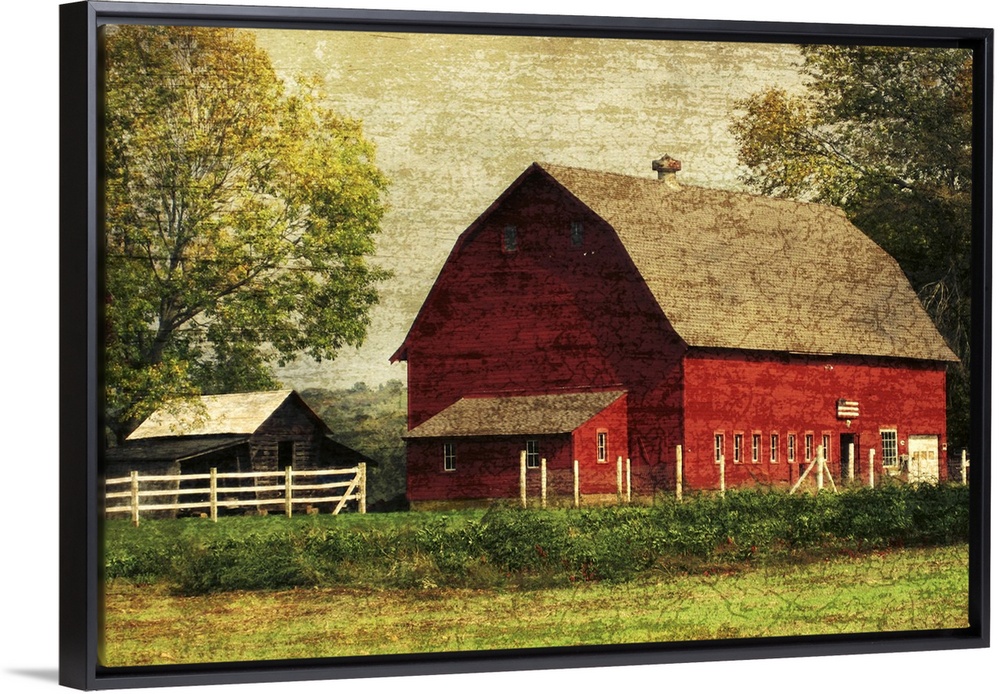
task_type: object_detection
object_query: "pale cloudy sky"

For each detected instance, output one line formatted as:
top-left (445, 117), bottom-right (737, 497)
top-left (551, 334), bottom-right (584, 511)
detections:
top-left (256, 29), bottom-right (807, 390)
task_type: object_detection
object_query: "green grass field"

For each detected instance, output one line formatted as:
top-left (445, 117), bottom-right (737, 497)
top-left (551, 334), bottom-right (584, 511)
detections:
top-left (101, 543), bottom-right (969, 667)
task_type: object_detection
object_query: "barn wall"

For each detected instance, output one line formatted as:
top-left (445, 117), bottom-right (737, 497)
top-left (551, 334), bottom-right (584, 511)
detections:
top-left (571, 394), bottom-right (629, 495)
top-left (250, 397), bottom-right (329, 471)
top-left (402, 170), bottom-right (685, 502)
top-left (682, 349), bottom-right (949, 490)
top-left (406, 434), bottom-right (572, 502)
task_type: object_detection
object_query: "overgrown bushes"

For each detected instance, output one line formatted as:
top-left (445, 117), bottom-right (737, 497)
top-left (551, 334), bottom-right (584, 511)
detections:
top-left (104, 483), bottom-right (969, 594)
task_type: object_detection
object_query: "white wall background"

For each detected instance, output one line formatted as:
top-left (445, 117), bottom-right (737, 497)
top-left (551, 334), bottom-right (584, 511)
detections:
top-left (2, 1), bottom-right (995, 693)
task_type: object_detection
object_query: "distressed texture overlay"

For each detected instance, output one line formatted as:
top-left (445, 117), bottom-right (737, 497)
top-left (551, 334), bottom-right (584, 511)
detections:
top-left (101, 25), bottom-right (972, 667)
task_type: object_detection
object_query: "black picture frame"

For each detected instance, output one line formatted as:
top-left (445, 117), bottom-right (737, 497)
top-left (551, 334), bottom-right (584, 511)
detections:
top-left (59, 1), bottom-right (992, 690)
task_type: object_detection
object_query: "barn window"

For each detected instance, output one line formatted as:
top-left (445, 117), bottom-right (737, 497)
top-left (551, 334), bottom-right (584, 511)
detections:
top-left (503, 224), bottom-right (518, 253)
top-left (805, 434), bottom-right (814, 461)
top-left (788, 434), bottom-right (796, 463)
top-left (714, 433), bottom-right (724, 463)
top-left (597, 431), bottom-right (608, 462)
top-left (526, 439), bottom-right (540, 469)
top-left (822, 434), bottom-right (831, 463)
top-left (278, 441), bottom-right (295, 468)
top-left (770, 433), bottom-right (778, 463)
top-left (752, 433), bottom-right (761, 463)
top-left (881, 429), bottom-right (899, 467)
top-left (570, 221), bottom-right (584, 247)
top-left (443, 442), bottom-right (457, 471)
top-left (733, 434), bottom-right (743, 463)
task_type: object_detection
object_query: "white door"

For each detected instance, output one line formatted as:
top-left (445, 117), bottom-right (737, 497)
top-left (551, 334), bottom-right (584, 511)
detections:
top-left (908, 435), bottom-right (940, 484)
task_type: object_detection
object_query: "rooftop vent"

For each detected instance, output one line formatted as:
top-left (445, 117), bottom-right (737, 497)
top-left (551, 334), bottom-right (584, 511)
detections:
top-left (651, 154), bottom-right (682, 189)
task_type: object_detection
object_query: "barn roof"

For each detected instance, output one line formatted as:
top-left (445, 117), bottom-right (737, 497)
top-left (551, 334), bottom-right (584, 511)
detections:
top-left (403, 390), bottom-right (626, 439)
top-left (105, 435), bottom-right (249, 463)
top-left (127, 390), bottom-right (328, 440)
top-left (394, 162), bottom-right (957, 363)
top-left (532, 162), bottom-right (957, 362)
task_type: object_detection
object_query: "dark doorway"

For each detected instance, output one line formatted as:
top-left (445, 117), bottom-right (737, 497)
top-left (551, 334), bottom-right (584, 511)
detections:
top-left (840, 433), bottom-right (858, 484)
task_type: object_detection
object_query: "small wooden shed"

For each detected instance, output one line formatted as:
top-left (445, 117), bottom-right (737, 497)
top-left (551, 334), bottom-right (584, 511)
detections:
top-left (105, 390), bottom-right (371, 516)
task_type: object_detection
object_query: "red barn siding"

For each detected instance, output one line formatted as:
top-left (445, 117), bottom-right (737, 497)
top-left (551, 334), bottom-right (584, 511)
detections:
top-left (402, 171), bottom-right (685, 499)
top-left (407, 435), bottom-right (572, 503)
top-left (571, 392), bottom-right (629, 495)
top-left (682, 349), bottom-right (949, 489)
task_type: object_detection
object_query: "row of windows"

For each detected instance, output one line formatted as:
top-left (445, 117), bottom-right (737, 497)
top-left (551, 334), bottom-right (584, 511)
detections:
top-left (502, 221), bottom-right (585, 253)
top-left (714, 432), bottom-right (831, 464)
top-left (442, 430), bottom-right (901, 472)
top-left (441, 431), bottom-right (609, 472)
top-left (714, 430), bottom-right (899, 465)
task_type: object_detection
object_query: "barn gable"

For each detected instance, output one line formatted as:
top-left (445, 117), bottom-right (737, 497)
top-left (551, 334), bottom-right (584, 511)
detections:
top-left (395, 162), bottom-right (956, 365)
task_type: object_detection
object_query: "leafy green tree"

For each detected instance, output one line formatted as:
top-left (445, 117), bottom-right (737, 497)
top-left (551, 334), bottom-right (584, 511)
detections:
top-left (730, 45), bottom-right (973, 447)
top-left (104, 25), bottom-right (389, 443)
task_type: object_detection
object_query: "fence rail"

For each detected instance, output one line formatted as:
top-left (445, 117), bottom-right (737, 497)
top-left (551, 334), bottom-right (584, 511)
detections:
top-left (105, 464), bottom-right (366, 526)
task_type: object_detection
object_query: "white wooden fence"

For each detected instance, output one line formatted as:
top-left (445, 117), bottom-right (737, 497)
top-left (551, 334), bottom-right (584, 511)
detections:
top-left (105, 464), bottom-right (366, 526)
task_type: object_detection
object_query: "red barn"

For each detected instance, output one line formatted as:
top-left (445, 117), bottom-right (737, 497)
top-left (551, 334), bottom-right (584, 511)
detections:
top-left (392, 159), bottom-right (957, 508)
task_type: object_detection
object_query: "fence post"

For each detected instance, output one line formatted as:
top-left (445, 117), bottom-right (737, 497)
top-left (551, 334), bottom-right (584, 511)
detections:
top-left (285, 466), bottom-right (293, 518)
top-left (540, 458), bottom-right (547, 508)
top-left (626, 458), bottom-right (632, 503)
top-left (130, 470), bottom-right (139, 527)
top-left (210, 467), bottom-right (218, 522)
top-left (816, 449), bottom-right (824, 490)
top-left (675, 445), bottom-right (683, 501)
top-left (358, 462), bottom-right (367, 514)
top-left (573, 459), bottom-right (580, 509)
top-left (868, 448), bottom-right (875, 489)
top-left (520, 450), bottom-right (527, 509)
top-left (616, 456), bottom-right (623, 504)
top-left (848, 442), bottom-right (855, 484)
top-left (719, 456), bottom-right (726, 498)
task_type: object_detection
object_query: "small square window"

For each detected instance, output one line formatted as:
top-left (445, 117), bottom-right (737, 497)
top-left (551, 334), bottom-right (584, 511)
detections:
top-left (503, 224), bottom-right (518, 253)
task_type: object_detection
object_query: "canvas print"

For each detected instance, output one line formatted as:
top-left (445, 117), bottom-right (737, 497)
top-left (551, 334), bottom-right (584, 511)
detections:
top-left (98, 21), bottom-right (974, 668)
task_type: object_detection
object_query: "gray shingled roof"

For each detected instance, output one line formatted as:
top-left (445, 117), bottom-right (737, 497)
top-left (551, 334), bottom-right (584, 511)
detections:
top-left (534, 163), bottom-right (957, 362)
top-left (128, 391), bottom-right (303, 440)
top-left (404, 391), bottom-right (626, 439)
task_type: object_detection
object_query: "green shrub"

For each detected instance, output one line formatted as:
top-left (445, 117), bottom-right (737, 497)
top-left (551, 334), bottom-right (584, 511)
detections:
top-left (105, 484), bottom-right (970, 594)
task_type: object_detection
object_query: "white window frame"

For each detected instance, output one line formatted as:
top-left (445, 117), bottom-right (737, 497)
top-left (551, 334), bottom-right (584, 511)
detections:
top-left (733, 433), bottom-right (743, 464)
top-left (597, 431), bottom-right (608, 463)
top-left (788, 434), bottom-right (796, 463)
top-left (805, 433), bottom-right (814, 462)
top-left (443, 442), bottom-right (456, 472)
top-left (881, 429), bottom-right (899, 468)
top-left (526, 439), bottom-right (540, 469)
top-left (714, 433), bottom-right (725, 463)
top-left (752, 433), bottom-right (761, 464)
top-left (770, 433), bottom-right (779, 463)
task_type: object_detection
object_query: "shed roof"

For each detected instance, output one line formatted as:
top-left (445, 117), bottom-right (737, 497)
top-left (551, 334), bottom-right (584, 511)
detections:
top-left (404, 390), bottom-right (626, 439)
top-left (532, 162), bottom-right (956, 362)
top-left (105, 435), bottom-right (249, 464)
top-left (128, 390), bottom-right (325, 440)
